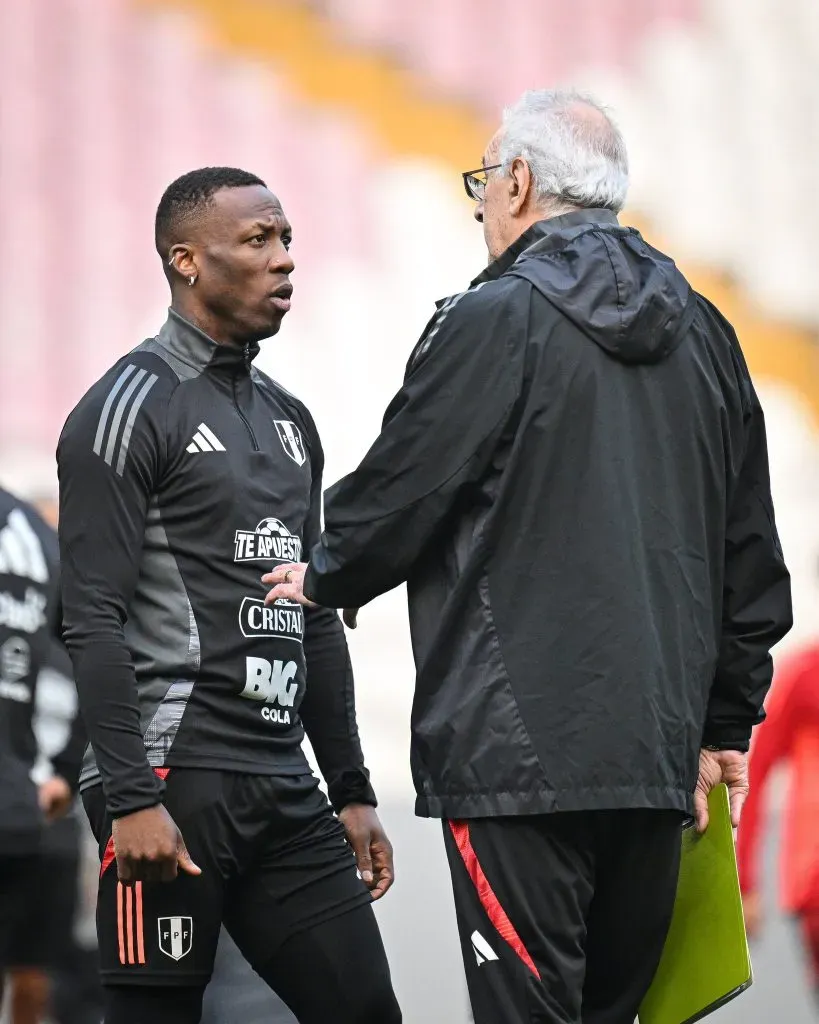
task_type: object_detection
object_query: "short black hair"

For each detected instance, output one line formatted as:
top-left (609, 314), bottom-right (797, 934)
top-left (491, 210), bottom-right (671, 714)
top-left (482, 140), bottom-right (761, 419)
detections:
top-left (155, 166), bottom-right (267, 257)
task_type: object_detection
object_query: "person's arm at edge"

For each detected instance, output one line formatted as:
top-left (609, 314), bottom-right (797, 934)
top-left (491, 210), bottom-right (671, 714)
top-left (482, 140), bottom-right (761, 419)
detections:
top-left (298, 411), bottom-right (377, 813)
top-left (694, 340), bottom-right (792, 833)
top-left (57, 376), bottom-right (166, 819)
top-left (44, 563), bottom-right (86, 793)
top-left (296, 412), bottom-right (393, 898)
top-left (703, 358), bottom-right (792, 754)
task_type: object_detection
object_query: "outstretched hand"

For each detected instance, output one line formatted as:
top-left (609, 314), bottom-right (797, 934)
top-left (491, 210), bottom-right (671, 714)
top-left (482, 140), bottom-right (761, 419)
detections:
top-left (262, 563), bottom-right (360, 628)
top-left (262, 563), bottom-right (315, 607)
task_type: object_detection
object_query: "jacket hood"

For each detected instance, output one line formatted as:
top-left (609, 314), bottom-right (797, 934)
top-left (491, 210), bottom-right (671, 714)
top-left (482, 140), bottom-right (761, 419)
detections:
top-left (482, 210), bottom-right (696, 365)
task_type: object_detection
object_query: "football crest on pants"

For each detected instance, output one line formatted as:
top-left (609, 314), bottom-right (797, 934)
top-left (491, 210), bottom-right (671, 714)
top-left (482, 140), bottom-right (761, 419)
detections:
top-left (158, 916), bottom-right (193, 960)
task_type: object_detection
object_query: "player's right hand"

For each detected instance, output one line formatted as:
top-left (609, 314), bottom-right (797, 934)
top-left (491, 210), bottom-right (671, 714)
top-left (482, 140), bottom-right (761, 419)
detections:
top-left (112, 804), bottom-right (201, 883)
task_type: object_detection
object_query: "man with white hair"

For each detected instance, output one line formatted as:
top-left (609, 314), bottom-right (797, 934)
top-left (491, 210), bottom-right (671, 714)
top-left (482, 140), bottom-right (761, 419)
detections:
top-left (265, 89), bottom-right (792, 1022)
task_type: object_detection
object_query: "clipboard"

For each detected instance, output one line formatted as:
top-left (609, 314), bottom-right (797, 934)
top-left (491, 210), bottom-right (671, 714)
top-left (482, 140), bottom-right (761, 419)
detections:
top-left (638, 784), bottom-right (753, 1024)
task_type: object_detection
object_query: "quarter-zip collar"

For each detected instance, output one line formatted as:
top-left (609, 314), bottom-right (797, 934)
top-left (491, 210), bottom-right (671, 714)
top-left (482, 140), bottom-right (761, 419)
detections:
top-left (156, 309), bottom-right (261, 376)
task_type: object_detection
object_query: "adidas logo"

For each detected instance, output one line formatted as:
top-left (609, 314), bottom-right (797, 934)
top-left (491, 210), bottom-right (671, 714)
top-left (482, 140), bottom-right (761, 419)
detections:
top-left (186, 424), bottom-right (226, 454)
top-left (471, 931), bottom-right (499, 967)
top-left (0, 508), bottom-right (48, 584)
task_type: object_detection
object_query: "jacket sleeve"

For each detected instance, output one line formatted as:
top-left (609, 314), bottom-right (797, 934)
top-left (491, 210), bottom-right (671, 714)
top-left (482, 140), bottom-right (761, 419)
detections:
top-left (44, 562), bottom-right (87, 791)
top-left (57, 368), bottom-right (169, 817)
top-left (303, 279), bottom-right (526, 609)
top-left (298, 412), bottom-right (377, 813)
top-left (703, 359), bottom-right (793, 750)
top-left (736, 654), bottom-right (802, 894)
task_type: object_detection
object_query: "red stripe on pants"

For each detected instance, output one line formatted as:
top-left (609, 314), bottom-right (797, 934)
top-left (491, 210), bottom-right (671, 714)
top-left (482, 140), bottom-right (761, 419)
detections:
top-left (100, 836), bottom-right (116, 878)
top-left (135, 881), bottom-right (146, 964)
top-left (125, 884), bottom-right (135, 964)
top-left (116, 882), bottom-right (126, 965)
top-left (449, 820), bottom-right (541, 979)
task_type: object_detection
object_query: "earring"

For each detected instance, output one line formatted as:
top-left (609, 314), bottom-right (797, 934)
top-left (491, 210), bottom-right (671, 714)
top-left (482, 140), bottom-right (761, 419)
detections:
top-left (188, 275), bottom-right (197, 287)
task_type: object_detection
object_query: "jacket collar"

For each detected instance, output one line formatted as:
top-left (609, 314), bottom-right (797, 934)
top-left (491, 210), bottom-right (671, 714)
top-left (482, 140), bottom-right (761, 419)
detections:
top-left (155, 309), bottom-right (261, 375)
top-left (471, 208), bottom-right (620, 287)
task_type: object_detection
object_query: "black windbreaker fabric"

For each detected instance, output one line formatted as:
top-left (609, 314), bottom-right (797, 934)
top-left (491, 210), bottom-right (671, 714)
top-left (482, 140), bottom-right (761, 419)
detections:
top-left (304, 210), bottom-right (792, 819)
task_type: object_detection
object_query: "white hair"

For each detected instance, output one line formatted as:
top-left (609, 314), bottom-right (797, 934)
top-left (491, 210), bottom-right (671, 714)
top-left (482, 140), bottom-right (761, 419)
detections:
top-left (498, 88), bottom-right (629, 214)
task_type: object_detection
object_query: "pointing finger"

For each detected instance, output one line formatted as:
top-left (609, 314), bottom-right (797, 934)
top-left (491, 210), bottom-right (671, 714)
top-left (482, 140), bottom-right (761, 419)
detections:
top-left (264, 583), bottom-right (301, 606)
top-left (177, 847), bottom-right (202, 878)
top-left (264, 584), bottom-right (317, 608)
top-left (371, 867), bottom-right (394, 900)
top-left (729, 789), bottom-right (746, 829)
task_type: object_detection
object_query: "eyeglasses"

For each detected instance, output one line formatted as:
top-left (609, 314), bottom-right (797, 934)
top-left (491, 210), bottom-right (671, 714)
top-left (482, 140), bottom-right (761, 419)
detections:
top-left (462, 164), bottom-right (502, 202)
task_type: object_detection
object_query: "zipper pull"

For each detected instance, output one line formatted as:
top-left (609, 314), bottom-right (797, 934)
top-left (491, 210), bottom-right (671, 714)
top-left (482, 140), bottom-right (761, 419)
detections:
top-left (243, 343), bottom-right (251, 370)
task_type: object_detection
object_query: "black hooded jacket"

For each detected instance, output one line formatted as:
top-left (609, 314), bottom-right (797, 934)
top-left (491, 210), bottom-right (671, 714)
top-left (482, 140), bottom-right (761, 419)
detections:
top-left (304, 210), bottom-right (792, 819)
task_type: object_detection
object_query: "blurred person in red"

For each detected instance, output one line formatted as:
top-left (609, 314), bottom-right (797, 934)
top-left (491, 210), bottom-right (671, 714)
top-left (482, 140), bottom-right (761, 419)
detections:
top-left (737, 641), bottom-right (819, 995)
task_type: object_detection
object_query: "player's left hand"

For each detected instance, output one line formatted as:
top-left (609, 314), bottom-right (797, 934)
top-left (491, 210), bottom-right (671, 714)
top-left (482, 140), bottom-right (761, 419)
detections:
top-left (262, 562), bottom-right (316, 608)
top-left (38, 775), bottom-right (73, 822)
top-left (338, 804), bottom-right (395, 901)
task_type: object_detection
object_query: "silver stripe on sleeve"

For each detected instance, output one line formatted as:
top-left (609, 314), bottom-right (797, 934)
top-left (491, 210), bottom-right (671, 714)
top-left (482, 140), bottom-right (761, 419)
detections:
top-left (415, 281), bottom-right (490, 363)
top-left (115, 373), bottom-right (158, 476)
top-left (103, 368), bottom-right (147, 467)
top-left (93, 364), bottom-right (137, 456)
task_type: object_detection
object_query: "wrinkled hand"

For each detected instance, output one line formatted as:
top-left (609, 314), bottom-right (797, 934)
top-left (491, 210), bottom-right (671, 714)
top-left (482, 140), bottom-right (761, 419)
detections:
top-left (112, 804), bottom-right (201, 883)
top-left (262, 563), bottom-right (316, 608)
top-left (694, 748), bottom-right (749, 833)
top-left (339, 804), bottom-right (395, 901)
top-left (263, 564), bottom-right (359, 626)
top-left (38, 776), bottom-right (73, 822)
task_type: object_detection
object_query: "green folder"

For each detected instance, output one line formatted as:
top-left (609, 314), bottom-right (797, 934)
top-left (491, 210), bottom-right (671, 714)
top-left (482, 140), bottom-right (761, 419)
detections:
top-left (638, 784), bottom-right (752, 1024)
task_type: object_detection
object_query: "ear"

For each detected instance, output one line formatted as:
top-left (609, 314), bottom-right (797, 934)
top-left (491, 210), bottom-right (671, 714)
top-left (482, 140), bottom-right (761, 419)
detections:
top-left (508, 157), bottom-right (532, 216)
top-left (167, 244), bottom-right (197, 282)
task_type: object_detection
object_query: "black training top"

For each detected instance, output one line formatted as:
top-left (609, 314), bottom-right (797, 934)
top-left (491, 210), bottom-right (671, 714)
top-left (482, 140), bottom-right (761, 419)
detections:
top-left (58, 309), bottom-right (375, 818)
